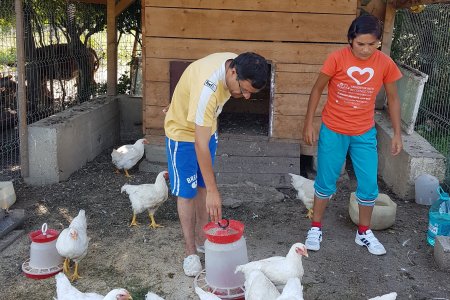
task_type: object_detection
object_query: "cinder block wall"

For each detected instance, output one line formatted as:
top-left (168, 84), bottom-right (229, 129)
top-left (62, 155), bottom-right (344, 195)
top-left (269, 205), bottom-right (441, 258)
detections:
top-left (25, 97), bottom-right (120, 185)
top-left (375, 111), bottom-right (446, 200)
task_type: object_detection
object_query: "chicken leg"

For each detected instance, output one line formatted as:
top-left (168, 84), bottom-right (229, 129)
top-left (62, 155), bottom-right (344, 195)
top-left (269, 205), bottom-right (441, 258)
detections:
top-left (62, 257), bottom-right (70, 274)
top-left (70, 262), bottom-right (81, 282)
top-left (306, 208), bottom-right (314, 219)
top-left (129, 213), bottom-right (139, 226)
top-left (124, 169), bottom-right (131, 177)
top-left (148, 212), bottom-right (163, 229)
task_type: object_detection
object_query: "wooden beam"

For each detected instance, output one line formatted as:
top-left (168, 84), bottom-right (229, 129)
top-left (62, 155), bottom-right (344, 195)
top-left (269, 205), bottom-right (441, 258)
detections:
top-left (115, 0), bottom-right (136, 17)
top-left (392, 0), bottom-right (450, 8)
top-left (107, 0), bottom-right (117, 96)
top-left (381, 2), bottom-right (396, 56)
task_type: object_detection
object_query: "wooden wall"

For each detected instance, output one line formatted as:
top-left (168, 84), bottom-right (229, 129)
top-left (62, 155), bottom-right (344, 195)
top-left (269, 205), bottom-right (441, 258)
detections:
top-left (143, 0), bottom-right (358, 139)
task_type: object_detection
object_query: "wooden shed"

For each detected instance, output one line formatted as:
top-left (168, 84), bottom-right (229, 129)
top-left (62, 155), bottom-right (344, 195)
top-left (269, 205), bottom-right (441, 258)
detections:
top-left (142, 0), bottom-right (377, 145)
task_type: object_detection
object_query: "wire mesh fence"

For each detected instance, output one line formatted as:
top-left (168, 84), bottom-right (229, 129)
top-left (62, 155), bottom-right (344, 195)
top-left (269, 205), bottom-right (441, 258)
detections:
top-left (391, 4), bottom-right (450, 191)
top-left (0, 0), bottom-right (140, 181)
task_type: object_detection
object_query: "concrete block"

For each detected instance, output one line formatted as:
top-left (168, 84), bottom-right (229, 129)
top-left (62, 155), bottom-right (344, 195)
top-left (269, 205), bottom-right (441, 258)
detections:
top-left (25, 97), bottom-right (120, 185)
top-left (375, 110), bottom-right (445, 200)
top-left (434, 236), bottom-right (450, 271)
top-left (118, 95), bottom-right (143, 142)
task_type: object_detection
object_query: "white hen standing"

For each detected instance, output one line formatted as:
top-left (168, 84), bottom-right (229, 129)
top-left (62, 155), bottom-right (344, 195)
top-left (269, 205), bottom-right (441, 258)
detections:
top-left (368, 292), bottom-right (397, 300)
top-left (121, 171), bottom-right (169, 228)
top-left (145, 291), bottom-right (165, 300)
top-left (244, 270), bottom-right (280, 300)
top-left (56, 209), bottom-right (89, 281)
top-left (236, 243), bottom-right (308, 286)
top-left (194, 287), bottom-right (222, 300)
top-left (111, 138), bottom-right (149, 177)
top-left (54, 272), bottom-right (131, 300)
top-left (276, 277), bottom-right (304, 300)
top-left (288, 173), bottom-right (315, 219)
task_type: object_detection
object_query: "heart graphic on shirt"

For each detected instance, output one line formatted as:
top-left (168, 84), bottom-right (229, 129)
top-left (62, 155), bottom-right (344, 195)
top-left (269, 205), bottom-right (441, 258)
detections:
top-left (346, 66), bottom-right (374, 85)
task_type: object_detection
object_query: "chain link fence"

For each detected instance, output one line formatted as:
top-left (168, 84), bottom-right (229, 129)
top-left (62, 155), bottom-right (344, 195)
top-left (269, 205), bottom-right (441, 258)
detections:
top-left (0, 0), bottom-right (139, 181)
top-left (391, 4), bottom-right (450, 191)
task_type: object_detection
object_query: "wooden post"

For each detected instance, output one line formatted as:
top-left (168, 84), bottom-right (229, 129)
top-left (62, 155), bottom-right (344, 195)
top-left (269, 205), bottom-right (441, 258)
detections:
top-left (107, 0), bottom-right (117, 96)
top-left (381, 2), bottom-right (397, 56)
top-left (15, 0), bottom-right (29, 177)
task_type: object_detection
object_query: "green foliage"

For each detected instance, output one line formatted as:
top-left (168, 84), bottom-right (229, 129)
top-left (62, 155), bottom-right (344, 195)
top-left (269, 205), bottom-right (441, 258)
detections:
top-left (117, 0), bottom-right (141, 38)
top-left (117, 72), bottom-right (131, 95)
top-left (0, 47), bottom-right (16, 66)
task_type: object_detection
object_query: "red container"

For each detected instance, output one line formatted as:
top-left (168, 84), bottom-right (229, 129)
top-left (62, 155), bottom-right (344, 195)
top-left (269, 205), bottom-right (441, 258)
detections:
top-left (203, 219), bottom-right (244, 244)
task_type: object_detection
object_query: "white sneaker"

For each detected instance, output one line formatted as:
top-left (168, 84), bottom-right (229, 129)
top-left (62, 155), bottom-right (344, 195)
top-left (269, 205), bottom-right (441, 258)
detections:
top-left (355, 230), bottom-right (386, 255)
top-left (183, 254), bottom-right (202, 277)
top-left (305, 227), bottom-right (322, 251)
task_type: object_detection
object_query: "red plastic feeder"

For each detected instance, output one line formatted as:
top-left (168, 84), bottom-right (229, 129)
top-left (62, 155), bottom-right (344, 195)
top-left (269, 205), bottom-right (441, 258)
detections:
top-left (22, 223), bottom-right (63, 279)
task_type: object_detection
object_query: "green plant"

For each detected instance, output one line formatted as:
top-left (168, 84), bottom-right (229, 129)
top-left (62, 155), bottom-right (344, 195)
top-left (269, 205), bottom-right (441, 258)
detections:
top-left (0, 47), bottom-right (16, 66)
top-left (117, 72), bottom-right (131, 95)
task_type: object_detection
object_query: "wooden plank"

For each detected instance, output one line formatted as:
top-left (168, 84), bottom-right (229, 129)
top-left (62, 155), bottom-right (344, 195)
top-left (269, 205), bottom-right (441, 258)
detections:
top-left (145, 37), bottom-right (344, 65)
top-left (145, 58), bottom-right (170, 82)
top-left (107, 1), bottom-right (117, 95)
top-left (271, 115), bottom-right (321, 139)
top-left (145, 0), bottom-right (358, 14)
top-left (276, 64), bottom-right (323, 73)
top-left (144, 81), bottom-right (170, 106)
top-left (273, 94), bottom-right (327, 116)
top-left (381, 3), bottom-right (396, 56)
top-left (392, 0), bottom-right (450, 9)
top-left (146, 8), bottom-right (353, 43)
top-left (275, 72), bottom-right (325, 94)
top-left (144, 105), bottom-right (167, 129)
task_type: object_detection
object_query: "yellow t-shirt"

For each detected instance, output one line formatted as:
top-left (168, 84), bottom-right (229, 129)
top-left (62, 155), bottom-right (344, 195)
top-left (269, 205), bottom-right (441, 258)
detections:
top-left (164, 52), bottom-right (238, 142)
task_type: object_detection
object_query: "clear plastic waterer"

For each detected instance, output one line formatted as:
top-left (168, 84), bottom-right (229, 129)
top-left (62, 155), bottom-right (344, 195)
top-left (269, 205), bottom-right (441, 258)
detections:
top-left (194, 219), bottom-right (248, 299)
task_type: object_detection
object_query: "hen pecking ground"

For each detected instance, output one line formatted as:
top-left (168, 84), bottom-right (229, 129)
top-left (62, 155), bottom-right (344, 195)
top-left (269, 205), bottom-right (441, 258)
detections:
top-left (0, 148), bottom-right (448, 300)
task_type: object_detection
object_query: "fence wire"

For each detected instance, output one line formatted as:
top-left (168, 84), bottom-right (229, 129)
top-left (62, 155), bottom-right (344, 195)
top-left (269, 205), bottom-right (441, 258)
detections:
top-left (391, 4), bottom-right (450, 191)
top-left (0, 0), bottom-right (139, 180)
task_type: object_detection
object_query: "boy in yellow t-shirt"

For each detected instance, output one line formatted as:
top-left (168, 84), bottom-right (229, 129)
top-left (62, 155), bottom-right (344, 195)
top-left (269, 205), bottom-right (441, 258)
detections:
top-left (164, 52), bottom-right (269, 276)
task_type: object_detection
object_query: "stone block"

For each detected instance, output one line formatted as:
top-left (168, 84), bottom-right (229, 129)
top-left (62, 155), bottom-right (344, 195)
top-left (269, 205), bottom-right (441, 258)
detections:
top-left (434, 236), bottom-right (450, 271)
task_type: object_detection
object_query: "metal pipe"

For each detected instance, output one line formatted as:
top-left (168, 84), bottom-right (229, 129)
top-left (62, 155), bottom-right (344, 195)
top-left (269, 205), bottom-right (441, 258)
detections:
top-left (15, 0), bottom-right (29, 177)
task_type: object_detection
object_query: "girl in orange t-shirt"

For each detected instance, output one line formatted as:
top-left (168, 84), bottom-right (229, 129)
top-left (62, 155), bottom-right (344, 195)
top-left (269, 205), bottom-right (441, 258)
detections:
top-left (303, 14), bottom-right (403, 256)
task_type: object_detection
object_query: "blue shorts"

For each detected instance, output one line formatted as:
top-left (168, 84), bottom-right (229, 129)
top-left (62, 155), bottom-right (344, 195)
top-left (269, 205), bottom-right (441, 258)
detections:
top-left (165, 132), bottom-right (218, 199)
top-left (314, 124), bottom-right (378, 206)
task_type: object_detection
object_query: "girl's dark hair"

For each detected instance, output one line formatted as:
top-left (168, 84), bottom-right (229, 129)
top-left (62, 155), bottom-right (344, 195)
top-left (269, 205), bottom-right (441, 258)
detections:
top-left (229, 52), bottom-right (269, 90)
top-left (347, 14), bottom-right (383, 44)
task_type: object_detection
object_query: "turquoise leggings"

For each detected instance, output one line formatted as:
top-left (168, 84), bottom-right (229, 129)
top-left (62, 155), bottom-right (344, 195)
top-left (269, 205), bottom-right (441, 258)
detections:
top-left (314, 123), bottom-right (378, 206)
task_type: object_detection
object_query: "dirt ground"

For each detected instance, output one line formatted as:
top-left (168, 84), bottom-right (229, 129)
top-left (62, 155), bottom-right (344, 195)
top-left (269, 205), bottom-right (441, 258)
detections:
top-left (1, 147), bottom-right (449, 300)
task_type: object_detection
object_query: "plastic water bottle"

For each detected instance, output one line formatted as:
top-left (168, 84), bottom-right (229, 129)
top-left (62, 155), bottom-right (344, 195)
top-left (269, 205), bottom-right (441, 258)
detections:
top-left (427, 187), bottom-right (450, 246)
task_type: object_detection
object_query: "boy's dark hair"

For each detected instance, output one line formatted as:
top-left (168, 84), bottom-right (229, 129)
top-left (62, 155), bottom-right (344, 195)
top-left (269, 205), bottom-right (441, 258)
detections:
top-left (347, 14), bottom-right (383, 44)
top-left (230, 52), bottom-right (269, 90)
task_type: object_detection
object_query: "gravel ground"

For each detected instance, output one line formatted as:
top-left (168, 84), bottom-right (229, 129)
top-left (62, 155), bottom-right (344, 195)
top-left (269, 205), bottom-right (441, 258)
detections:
top-left (0, 146), bottom-right (449, 300)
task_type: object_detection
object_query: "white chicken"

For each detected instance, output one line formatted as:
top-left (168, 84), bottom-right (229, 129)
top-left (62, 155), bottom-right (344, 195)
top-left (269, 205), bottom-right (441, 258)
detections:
top-left (368, 292), bottom-right (398, 300)
top-left (244, 270), bottom-right (280, 300)
top-left (194, 286), bottom-right (222, 300)
top-left (276, 277), bottom-right (304, 300)
top-left (111, 138), bottom-right (149, 177)
top-left (56, 209), bottom-right (89, 281)
top-left (288, 173), bottom-right (315, 219)
top-left (121, 171), bottom-right (169, 228)
top-left (145, 291), bottom-right (165, 300)
top-left (235, 243), bottom-right (308, 286)
top-left (54, 272), bottom-right (131, 300)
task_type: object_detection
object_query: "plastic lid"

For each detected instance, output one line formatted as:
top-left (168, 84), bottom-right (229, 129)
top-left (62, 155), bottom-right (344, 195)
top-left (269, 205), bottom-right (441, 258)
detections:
top-left (203, 219), bottom-right (244, 244)
top-left (29, 223), bottom-right (59, 243)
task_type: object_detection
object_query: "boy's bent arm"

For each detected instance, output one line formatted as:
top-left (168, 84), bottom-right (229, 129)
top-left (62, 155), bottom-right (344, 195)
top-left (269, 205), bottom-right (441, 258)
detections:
top-left (195, 125), bottom-right (222, 222)
top-left (384, 81), bottom-right (403, 156)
